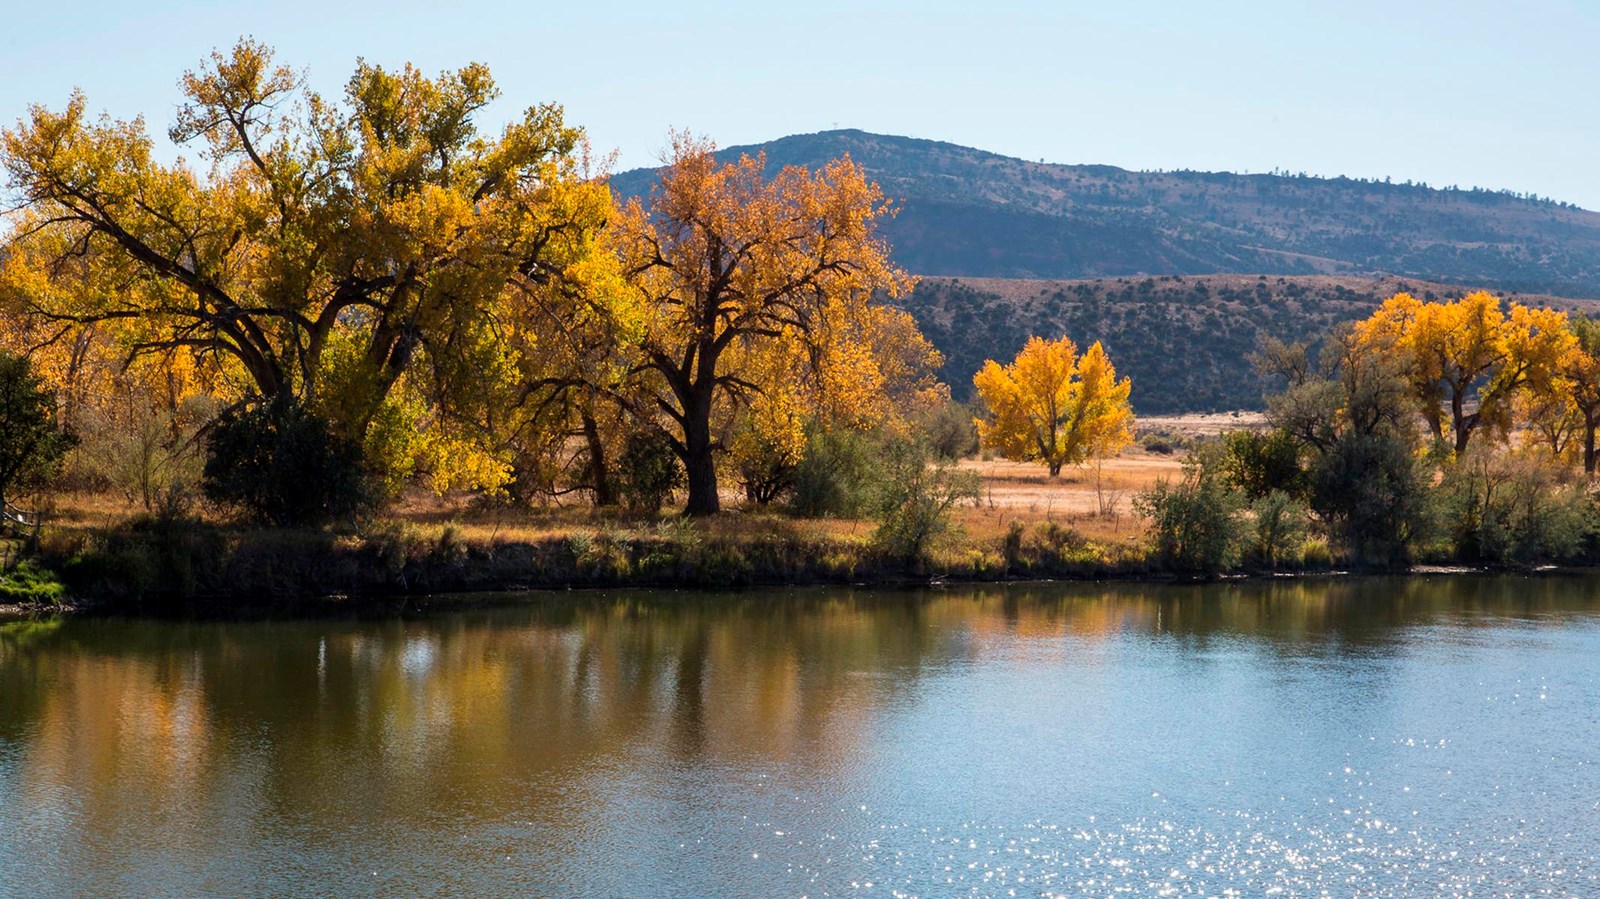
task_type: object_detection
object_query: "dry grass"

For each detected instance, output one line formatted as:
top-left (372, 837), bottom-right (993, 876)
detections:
top-left (378, 446), bottom-right (1184, 547)
top-left (954, 449), bottom-right (1181, 544)
top-left (38, 443), bottom-right (1198, 557)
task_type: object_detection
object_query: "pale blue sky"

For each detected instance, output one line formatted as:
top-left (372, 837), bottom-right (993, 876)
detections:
top-left (4, 0), bottom-right (1598, 206)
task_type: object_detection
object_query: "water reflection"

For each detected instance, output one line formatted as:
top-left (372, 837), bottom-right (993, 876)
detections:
top-left (1, 576), bottom-right (1597, 896)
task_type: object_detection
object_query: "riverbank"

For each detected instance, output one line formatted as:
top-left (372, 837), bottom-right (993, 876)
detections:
top-left (1, 448), bottom-right (1188, 615)
top-left (15, 511), bottom-right (1161, 616)
top-left (7, 509), bottom-right (1569, 619)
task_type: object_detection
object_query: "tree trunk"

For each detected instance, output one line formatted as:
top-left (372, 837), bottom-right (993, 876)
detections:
top-left (1451, 392), bottom-right (1470, 455)
top-left (1586, 419), bottom-right (1598, 476)
top-left (581, 410), bottom-right (615, 506)
top-left (681, 388), bottom-right (720, 516)
top-left (1048, 460), bottom-right (1062, 478)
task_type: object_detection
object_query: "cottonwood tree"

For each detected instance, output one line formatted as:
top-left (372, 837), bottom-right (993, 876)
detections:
top-left (972, 335), bottom-right (1133, 477)
top-left (1557, 314), bottom-right (1600, 475)
top-left (613, 134), bottom-right (912, 515)
top-left (1351, 292), bottom-right (1574, 455)
top-left (1, 39), bottom-right (603, 491)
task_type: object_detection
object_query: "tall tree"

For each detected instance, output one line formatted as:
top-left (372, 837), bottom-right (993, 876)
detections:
top-left (0, 39), bottom-right (603, 486)
top-left (613, 134), bottom-right (912, 515)
top-left (1351, 292), bottom-right (1573, 454)
top-left (972, 335), bottom-right (1133, 477)
top-left (1559, 314), bottom-right (1600, 475)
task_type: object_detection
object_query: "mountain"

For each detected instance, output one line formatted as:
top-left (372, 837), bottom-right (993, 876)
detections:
top-left (610, 130), bottom-right (1600, 298)
top-left (906, 275), bottom-right (1600, 413)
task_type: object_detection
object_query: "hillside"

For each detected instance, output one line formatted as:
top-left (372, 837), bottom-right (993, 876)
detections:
top-left (611, 130), bottom-right (1600, 297)
top-left (903, 274), bottom-right (1600, 413)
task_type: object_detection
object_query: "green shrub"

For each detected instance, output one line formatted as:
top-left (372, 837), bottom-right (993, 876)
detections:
top-left (1139, 428), bottom-right (1187, 456)
top-left (1002, 520), bottom-right (1026, 571)
top-left (1439, 450), bottom-right (1593, 565)
top-left (616, 430), bottom-right (683, 514)
top-left (869, 439), bottom-right (981, 565)
top-left (202, 395), bottom-right (369, 527)
top-left (917, 400), bottom-right (981, 461)
top-left (1310, 430), bottom-right (1433, 567)
top-left (1221, 428), bottom-right (1307, 500)
top-left (1301, 538), bottom-right (1333, 568)
top-left (1249, 489), bottom-right (1308, 569)
top-left (1133, 456), bottom-right (1247, 575)
top-left (0, 351), bottom-right (77, 511)
top-left (789, 428), bottom-right (881, 518)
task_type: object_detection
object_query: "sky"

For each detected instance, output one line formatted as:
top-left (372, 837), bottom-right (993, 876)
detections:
top-left (3, 0), bottom-right (1599, 207)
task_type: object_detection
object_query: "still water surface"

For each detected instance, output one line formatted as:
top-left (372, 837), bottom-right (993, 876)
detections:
top-left (1, 577), bottom-right (1598, 897)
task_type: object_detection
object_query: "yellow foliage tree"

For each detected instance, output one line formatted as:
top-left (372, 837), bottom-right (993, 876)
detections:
top-left (1351, 292), bottom-right (1574, 455)
top-left (0, 39), bottom-right (604, 495)
top-left (1558, 314), bottom-right (1600, 475)
top-left (612, 133), bottom-right (914, 515)
top-left (972, 336), bottom-right (1133, 477)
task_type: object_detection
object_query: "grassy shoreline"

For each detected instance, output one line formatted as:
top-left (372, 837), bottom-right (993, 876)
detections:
top-left (22, 514), bottom-right (1143, 615)
top-left (0, 510), bottom-right (1560, 619)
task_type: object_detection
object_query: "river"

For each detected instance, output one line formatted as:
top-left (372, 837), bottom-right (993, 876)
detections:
top-left (1, 576), bottom-right (1597, 896)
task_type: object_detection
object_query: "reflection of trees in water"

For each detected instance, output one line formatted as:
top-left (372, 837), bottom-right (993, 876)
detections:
top-left (0, 594), bottom-right (957, 872)
top-left (973, 576), bottom-right (1599, 658)
top-left (0, 576), bottom-right (1595, 873)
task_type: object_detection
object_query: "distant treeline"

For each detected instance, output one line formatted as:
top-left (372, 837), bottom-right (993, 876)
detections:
top-left (904, 275), bottom-right (1597, 414)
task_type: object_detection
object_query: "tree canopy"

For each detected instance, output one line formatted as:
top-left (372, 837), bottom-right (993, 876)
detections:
top-left (1, 39), bottom-right (608, 492)
top-left (972, 335), bottom-right (1133, 476)
top-left (1350, 292), bottom-right (1573, 454)
top-left (612, 133), bottom-right (916, 514)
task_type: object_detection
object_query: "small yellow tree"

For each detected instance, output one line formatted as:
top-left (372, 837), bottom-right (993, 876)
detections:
top-left (972, 336), bottom-right (1133, 477)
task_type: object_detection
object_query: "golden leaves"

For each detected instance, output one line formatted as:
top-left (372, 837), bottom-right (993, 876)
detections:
top-left (973, 335), bottom-right (1133, 476)
top-left (611, 133), bottom-right (918, 509)
top-left (1351, 291), bottom-right (1577, 452)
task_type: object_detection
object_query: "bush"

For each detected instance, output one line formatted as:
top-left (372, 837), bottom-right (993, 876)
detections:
top-left (789, 428), bottom-right (881, 518)
top-left (869, 439), bottom-right (981, 565)
top-left (72, 391), bottom-right (214, 514)
top-left (0, 351), bottom-right (77, 510)
top-left (1310, 430), bottom-right (1432, 567)
top-left (1250, 489), bottom-right (1308, 569)
top-left (1133, 455), bottom-right (1247, 575)
top-left (917, 400), bottom-right (981, 461)
top-left (1143, 437), bottom-right (1174, 455)
top-left (616, 430), bottom-right (683, 515)
top-left (1439, 449), bottom-right (1593, 565)
top-left (202, 395), bottom-right (370, 527)
top-left (1221, 428), bottom-right (1307, 500)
